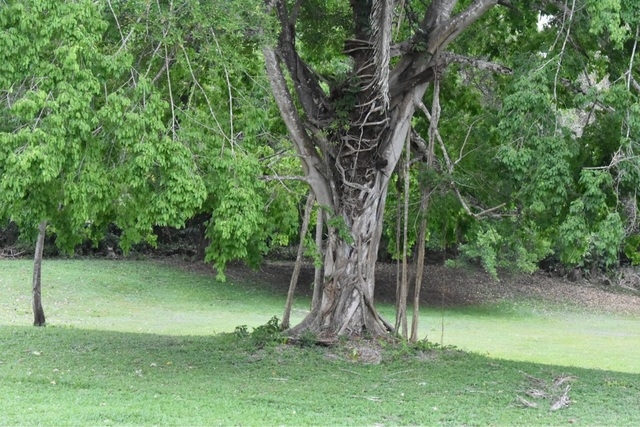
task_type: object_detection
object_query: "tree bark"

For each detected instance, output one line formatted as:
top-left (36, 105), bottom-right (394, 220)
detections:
top-left (282, 192), bottom-right (315, 330)
top-left (289, 176), bottom-right (394, 338)
top-left (396, 133), bottom-right (411, 338)
top-left (32, 220), bottom-right (46, 327)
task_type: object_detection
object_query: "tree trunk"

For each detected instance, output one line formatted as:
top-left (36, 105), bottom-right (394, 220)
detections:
top-left (410, 187), bottom-right (431, 342)
top-left (289, 176), bottom-right (395, 338)
top-left (310, 207), bottom-right (324, 312)
top-left (265, 0), bottom-right (505, 339)
top-left (410, 76), bottom-right (439, 341)
top-left (32, 220), bottom-right (46, 327)
top-left (396, 133), bottom-right (411, 338)
top-left (282, 192), bottom-right (315, 330)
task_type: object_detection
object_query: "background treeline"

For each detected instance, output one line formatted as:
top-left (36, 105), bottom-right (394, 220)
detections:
top-left (1, 0), bottom-right (640, 279)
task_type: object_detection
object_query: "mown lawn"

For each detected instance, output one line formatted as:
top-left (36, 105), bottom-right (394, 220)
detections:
top-left (1, 259), bottom-right (639, 425)
top-left (1, 326), bottom-right (639, 426)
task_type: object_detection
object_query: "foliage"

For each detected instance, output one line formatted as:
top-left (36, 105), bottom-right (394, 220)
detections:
top-left (3, 0), bottom-right (640, 282)
top-left (104, 0), bottom-right (298, 277)
top-left (0, 0), bottom-right (206, 251)
top-left (235, 317), bottom-right (285, 347)
top-left (0, 0), bottom-right (302, 274)
top-left (247, 315), bottom-right (285, 347)
top-left (411, 0), bottom-right (640, 275)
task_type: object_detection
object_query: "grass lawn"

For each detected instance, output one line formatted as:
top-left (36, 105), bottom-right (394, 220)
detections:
top-left (1, 259), bottom-right (639, 426)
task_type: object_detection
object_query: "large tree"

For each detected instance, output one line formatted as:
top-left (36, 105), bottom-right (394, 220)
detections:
top-left (262, 0), bottom-right (640, 337)
top-left (263, 0), bottom-right (517, 337)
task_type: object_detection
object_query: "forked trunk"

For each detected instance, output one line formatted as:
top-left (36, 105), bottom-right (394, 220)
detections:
top-left (32, 220), bottom-right (46, 327)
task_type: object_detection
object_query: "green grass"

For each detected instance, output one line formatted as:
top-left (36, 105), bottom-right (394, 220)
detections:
top-left (1, 259), bottom-right (640, 425)
top-left (0, 259), bottom-right (308, 334)
top-left (1, 327), bottom-right (639, 426)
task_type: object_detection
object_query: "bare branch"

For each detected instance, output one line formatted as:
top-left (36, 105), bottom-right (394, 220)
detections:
top-left (416, 100), bottom-right (505, 219)
top-left (427, 0), bottom-right (500, 54)
top-left (441, 52), bottom-right (512, 75)
top-left (456, 117), bottom-right (482, 165)
top-left (179, 45), bottom-right (231, 146)
top-left (628, 26), bottom-right (639, 91)
top-left (164, 42), bottom-right (176, 141)
top-left (259, 175), bottom-right (310, 183)
top-left (624, 26), bottom-right (639, 140)
top-left (390, 0), bottom-right (502, 97)
top-left (553, 0), bottom-right (576, 133)
top-left (272, 0), bottom-right (331, 127)
top-left (211, 29), bottom-right (235, 153)
top-left (106, 0), bottom-right (142, 55)
top-left (263, 47), bottom-right (333, 207)
top-left (632, 76), bottom-right (640, 94)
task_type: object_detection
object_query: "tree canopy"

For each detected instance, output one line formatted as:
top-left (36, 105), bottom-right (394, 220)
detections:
top-left (0, 0), bottom-right (206, 250)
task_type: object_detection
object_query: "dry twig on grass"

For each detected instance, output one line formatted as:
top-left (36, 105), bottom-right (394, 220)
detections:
top-left (515, 396), bottom-right (538, 408)
top-left (517, 372), bottom-right (576, 411)
top-left (550, 385), bottom-right (572, 411)
top-left (0, 247), bottom-right (25, 259)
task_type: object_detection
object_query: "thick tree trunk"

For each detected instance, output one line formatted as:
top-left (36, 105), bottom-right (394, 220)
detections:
top-left (266, 0), bottom-right (504, 340)
top-left (290, 176), bottom-right (394, 338)
top-left (32, 220), bottom-right (46, 327)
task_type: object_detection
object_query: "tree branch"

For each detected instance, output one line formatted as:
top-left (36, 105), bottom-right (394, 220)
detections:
top-left (440, 52), bottom-right (512, 75)
top-left (416, 100), bottom-right (506, 219)
top-left (631, 76), bottom-right (640, 94)
top-left (259, 175), bottom-right (310, 183)
top-left (263, 47), bottom-right (333, 207)
top-left (389, 1), bottom-right (504, 98)
top-left (272, 0), bottom-right (332, 127)
top-left (427, 0), bottom-right (500, 54)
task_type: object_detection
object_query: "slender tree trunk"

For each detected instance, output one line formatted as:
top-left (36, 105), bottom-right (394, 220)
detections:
top-left (410, 187), bottom-right (431, 342)
top-left (396, 133), bottom-right (411, 338)
top-left (32, 220), bottom-right (46, 327)
top-left (282, 192), bottom-right (315, 330)
top-left (310, 207), bottom-right (324, 312)
top-left (410, 77), bottom-right (439, 341)
top-left (394, 161), bottom-right (402, 324)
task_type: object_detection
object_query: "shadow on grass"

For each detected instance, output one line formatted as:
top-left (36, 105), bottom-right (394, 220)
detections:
top-left (1, 325), bottom-right (640, 426)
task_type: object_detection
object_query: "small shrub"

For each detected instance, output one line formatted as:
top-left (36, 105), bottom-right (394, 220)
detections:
top-left (250, 316), bottom-right (286, 348)
top-left (234, 325), bottom-right (249, 339)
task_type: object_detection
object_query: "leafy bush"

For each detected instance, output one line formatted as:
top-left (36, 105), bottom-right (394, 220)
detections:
top-left (233, 316), bottom-right (286, 348)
